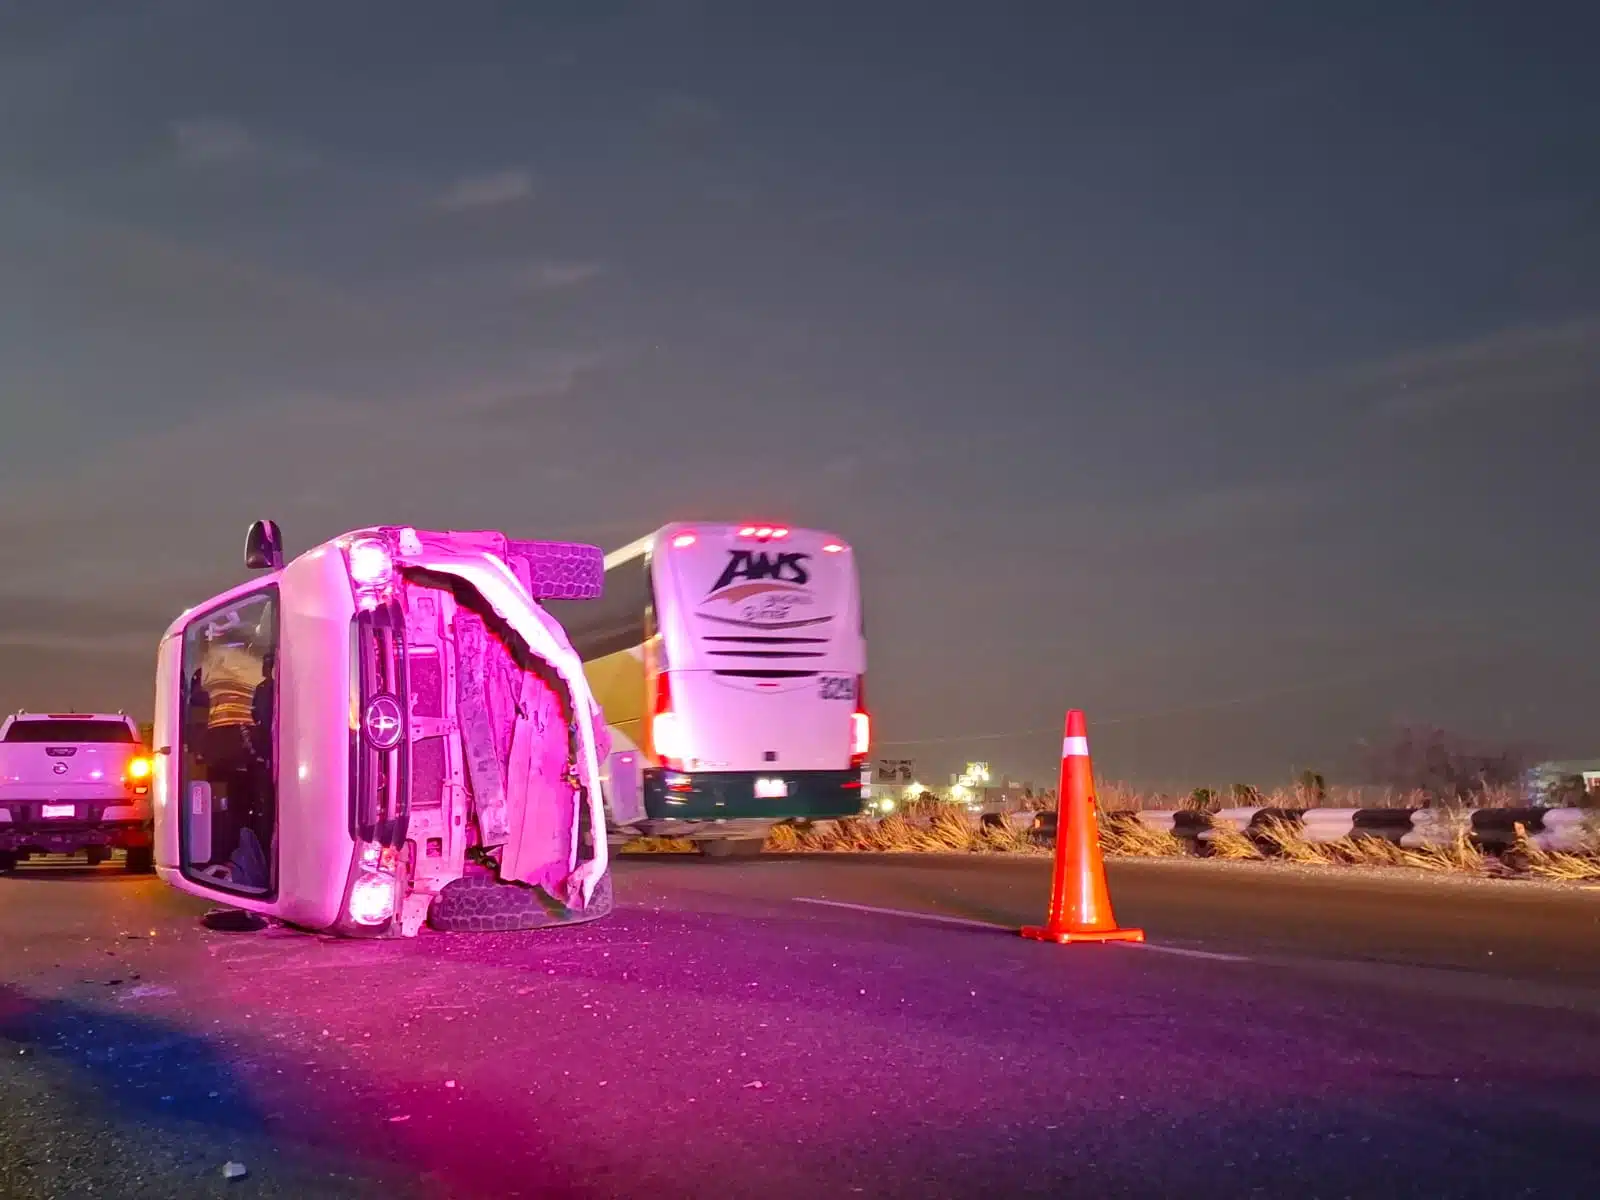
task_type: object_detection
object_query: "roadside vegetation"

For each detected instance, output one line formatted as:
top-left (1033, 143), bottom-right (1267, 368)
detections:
top-left (621, 800), bottom-right (1600, 883)
top-left (619, 725), bottom-right (1599, 880)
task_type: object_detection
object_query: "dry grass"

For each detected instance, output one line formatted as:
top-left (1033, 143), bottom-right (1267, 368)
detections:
top-left (1512, 822), bottom-right (1600, 882)
top-left (1395, 827), bottom-right (1487, 873)
top-left (1252, 817), bottom-right (1334, 865)
top-left (1100, 816), bottom-right (1184, 858)
top-left (765, 808), bottom-right (1048, 856)
top-left (1203, 822), bottom-right (1263, 861)
top-left (618, 836), bottom-right (697, 855)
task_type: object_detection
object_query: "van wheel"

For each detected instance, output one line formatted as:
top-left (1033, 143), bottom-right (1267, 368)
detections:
top-left (85, 847), bottom-right (110, 867)
top-left (429, 870), bottom-right (613, 933)
top-left (0, 851), bottom-right (17, 874)
top-left (124, 846), bottom-right (155, 874)
top-left (697, 838), bottom-right (767, 859)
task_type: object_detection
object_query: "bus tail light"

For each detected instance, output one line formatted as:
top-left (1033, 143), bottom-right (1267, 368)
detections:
top-left (652, 671), bottom-right (687, 769)
top-left (850, 677), bottom-right (870, 766)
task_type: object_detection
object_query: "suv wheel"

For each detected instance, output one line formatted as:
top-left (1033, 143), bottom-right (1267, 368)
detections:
top-left (124, 846), bottom-right (155, 874)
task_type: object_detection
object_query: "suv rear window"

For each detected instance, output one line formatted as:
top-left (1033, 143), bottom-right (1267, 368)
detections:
top-left (3, 719), bottom-right (136, 744)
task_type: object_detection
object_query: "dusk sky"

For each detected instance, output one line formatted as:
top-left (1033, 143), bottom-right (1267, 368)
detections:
top-left (2, 2), bottom-right (1596, 787)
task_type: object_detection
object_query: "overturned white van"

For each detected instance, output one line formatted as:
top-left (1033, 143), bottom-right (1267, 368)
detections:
top-left (151, 521), bottom-right (613, 937)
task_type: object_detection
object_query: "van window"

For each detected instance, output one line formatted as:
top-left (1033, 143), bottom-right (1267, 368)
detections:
top-left (178, 589), bottom-right (279, 896)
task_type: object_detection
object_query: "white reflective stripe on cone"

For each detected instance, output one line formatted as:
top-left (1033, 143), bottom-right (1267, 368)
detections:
top-left (1062, 736), bottom-right (1090, 758)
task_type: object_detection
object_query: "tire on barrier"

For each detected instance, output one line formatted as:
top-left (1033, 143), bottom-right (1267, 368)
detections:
top-left (428, 869), bottom-right (613, 933)
top-left (505, 540), bottom-right (605, 601)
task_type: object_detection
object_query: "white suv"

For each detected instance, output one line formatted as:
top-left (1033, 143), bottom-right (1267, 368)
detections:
top-left (0, 712), bottom-right (155, 872)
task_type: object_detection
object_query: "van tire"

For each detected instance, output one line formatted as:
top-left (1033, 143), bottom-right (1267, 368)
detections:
top-left (429, 870), bottom-right (613, 933)
top-left (124, 846), bottom-right (155, 874)
top-left (0, 851), bottom-right (17, 874)
top-left (505, 540), bottom-right (605, 601)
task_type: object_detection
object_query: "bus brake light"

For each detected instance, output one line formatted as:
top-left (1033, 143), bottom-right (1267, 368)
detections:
top-left (671, 532), bottom-right (697, 549)
top-left (652, 671), bottom-right (687, 767)
top-left (850, 676), bottom-right (870, 764)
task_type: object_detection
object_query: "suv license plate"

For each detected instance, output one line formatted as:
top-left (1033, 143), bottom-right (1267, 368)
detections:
top-left (41, 804), bottom-right (76, 819)
top-left (754, 778), bottom-right (788, 799)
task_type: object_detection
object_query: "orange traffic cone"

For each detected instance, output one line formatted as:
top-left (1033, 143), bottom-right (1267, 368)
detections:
top-left (1021, 710), bottom-right (1144, 945)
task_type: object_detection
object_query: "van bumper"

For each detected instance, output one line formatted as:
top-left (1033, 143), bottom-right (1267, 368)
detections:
top-left (641, 769), bottom-right (866, 822)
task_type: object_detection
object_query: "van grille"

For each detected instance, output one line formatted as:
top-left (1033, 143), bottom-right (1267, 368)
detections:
top-left (349, 600), bottom-right (411, 849)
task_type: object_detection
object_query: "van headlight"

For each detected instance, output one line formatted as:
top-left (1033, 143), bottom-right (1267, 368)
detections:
top-left (347, 871), bottom-right (396, 925)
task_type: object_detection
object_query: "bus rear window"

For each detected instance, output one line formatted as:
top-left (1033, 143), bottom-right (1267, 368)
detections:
top-left (3, 719), bottom-right (136, 744)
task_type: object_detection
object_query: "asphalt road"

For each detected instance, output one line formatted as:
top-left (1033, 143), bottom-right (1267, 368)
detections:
top-left (2, 853), bottom-right (1597, 1199)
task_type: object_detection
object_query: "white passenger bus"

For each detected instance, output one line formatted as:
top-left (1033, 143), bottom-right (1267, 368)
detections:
top-left (544, 522), bottom-right (869, 855)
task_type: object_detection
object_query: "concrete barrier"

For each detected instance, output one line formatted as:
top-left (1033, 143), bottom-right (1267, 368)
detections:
top-left (1003, 810), bottom-right (1036, 833)
top-left (1533, 809), bottom-right (1600, 853)
top-left (1299, 808), bottom-right (1359, 844)
top-left (1061, 803), bottom-right (1596, 862)
top-left (1135, 811), bottom-right (1179, 836)
top-left (1400, 809), bottom-right (1472, 849)
top-left (1196, 807), bottom-right (1265, 843)
top-left (1469, 807), bottom-right (1549, 850)
top-left (1350, 807), bottom-right (1420, 845)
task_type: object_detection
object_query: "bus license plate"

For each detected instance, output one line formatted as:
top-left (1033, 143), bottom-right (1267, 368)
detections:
top-left (41, 804), bottom-right (76, 819)
top-left (754, 778), bottom-right (788, 799)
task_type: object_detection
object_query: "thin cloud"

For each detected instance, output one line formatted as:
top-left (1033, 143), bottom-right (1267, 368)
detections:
top-left (434, 169), bottom-right (535, 212)
top-left (516, 261), bottom-right (605, 292)
top-left (0, 595), bottom-right (177, 648)
top-left (170, 116), bottom-right (258, 164)
top-left (0, 345), bottom-right (636, 605)
top-left (1351, 315), bottom-right (1600, 423)
top-left (649, 93), bottom-right (724, 149)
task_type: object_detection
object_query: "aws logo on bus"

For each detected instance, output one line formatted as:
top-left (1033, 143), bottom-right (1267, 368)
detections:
top-left (708, 551), bottom-right (811, 595)
top-left (700, 550), bottom-right (820, 625)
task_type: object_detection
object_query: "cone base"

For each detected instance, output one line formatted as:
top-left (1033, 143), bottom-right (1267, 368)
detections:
top-left (1020, 924), bottom-right (1145, 945)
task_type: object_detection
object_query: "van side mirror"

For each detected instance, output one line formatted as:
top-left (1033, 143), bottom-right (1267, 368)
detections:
top-left (244, 520), bottom-right (285, 571)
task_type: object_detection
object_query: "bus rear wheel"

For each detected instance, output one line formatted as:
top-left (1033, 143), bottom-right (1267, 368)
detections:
top-left (696, 838), bottom-right (766, 859)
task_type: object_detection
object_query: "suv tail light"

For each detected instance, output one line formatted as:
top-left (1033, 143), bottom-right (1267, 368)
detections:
top-left (125, 755), bottom-right (153, 796)
top-left (850, 676), bottom-right (870, 767)
top-left (651, 670), bottom-right (686, 769)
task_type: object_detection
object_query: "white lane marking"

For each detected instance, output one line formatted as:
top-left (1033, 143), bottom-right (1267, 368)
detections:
top-left (1115, 942), bottom-right (1248, 963)
top-left (794, 897), bottom-right (1008, 931)
top-left (794, 897), bottom-right (1248, 960)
